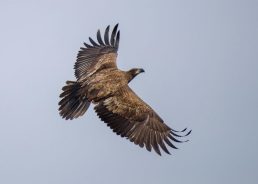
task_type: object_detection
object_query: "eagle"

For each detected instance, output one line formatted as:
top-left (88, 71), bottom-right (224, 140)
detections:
top-left (58, 24), bottom-right (191, 155)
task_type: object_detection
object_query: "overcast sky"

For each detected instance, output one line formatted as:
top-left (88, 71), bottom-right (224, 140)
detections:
top-left (0, 0), bottom-right (258, 184)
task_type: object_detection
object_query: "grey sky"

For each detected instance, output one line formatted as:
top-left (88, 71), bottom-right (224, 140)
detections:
top-left (0, 0), bottom-right (257, 184)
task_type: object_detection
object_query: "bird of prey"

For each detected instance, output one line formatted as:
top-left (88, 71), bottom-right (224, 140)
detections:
top-left (58, 24), bottom-right (191, 155)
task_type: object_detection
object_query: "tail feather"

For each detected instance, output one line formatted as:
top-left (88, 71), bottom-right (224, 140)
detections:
top-left (59, 81), bottom-right (90, 120)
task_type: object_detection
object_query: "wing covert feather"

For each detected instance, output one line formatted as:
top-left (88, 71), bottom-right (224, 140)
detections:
top-left (74, 24), bottom-right (120, 81)
top-left (94, 86), bottom-right (191, 155)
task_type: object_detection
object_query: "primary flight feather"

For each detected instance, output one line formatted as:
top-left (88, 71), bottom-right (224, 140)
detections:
top-left (58, 24), bottom-right (191, 155)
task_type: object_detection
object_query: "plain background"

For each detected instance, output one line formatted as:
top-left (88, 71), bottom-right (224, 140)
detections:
top-left (0, 0), bottom-right (257, 184)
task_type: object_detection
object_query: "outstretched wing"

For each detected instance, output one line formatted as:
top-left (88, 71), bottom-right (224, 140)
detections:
top-left (94, 86), bottom-right (191, 155)
top-left (75, 24), bottom-right (120, 81)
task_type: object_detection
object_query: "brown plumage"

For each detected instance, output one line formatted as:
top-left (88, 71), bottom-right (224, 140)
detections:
top-left (58, 24), bottom-right (191, 155)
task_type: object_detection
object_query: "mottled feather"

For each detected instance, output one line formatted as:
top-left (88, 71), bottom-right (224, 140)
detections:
top-left (94, 86), bottom-right (188, 155)
top-left (74, 24), bottom-right (120, 80)
top-left (58, 24), bottom-right (191, 156)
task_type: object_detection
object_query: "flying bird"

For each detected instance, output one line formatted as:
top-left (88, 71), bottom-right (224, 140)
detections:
top-left (58, 24), bottom-right (191, 155)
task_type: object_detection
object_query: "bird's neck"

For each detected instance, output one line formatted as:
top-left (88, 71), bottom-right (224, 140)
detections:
top-left (125, 71), bottom-right (135, 83)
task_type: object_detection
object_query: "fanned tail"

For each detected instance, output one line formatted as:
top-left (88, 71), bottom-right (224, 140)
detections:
top-left (58, 81), bottom-right (90, 120)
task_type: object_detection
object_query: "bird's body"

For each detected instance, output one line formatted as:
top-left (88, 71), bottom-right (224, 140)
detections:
top-left (59, 24), bottom-right (191, 155)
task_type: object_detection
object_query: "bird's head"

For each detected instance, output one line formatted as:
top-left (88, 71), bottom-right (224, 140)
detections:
top-left (127, 68), bottom-right (145, 82)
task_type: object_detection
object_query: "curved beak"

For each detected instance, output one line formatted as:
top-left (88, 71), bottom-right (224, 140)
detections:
top-left (139, 68), bottom-right (145, 73)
